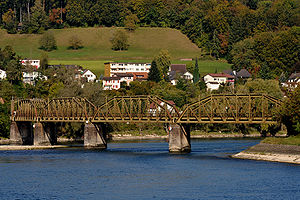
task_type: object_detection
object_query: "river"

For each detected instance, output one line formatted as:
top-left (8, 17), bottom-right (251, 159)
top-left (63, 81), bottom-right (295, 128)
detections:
top-left (0, 139), bottom-right (299, 200)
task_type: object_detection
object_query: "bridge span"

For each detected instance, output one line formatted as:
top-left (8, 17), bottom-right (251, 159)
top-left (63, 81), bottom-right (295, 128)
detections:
top-left (10, 94), bottom-right (282, 153)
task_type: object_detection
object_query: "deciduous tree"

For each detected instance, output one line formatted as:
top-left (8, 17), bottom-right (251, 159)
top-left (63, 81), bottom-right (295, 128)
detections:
top-left (110, 29), bottom-right (129, 51)
top-left (39, 31), bottom-right (57, 51)
top-left (155, 49), bottom-right (171, 81)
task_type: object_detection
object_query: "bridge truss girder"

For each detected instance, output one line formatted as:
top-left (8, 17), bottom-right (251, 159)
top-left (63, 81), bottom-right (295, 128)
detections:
top-left (11, 94), bottom-right (281, 124)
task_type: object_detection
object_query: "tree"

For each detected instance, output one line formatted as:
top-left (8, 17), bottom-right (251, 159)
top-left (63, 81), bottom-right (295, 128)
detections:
top-left (278, 86), bottom-right (300, 136)
top-left (40, 52), bottom-right (48, 70)
top-left (68, 35), bottom-right (83, 50)
top-left (148, 60), bottom-right (161, 82)
top-left (124, 14), bottom-right (139, 31)
top-left (39, 31), bottom-right (57, 51)
top-left (28, 0), bottom-right (49, 33)
top-left (155, 49), bottom-right (171, 81)
top-left (2, 9), bottom-right (17, 34)
top-left (110, 29), bottom-right (129, 51)
top-left (6, 59), bottom-right (23, 85)
top-left (193, 58), bottom-right (200, 84)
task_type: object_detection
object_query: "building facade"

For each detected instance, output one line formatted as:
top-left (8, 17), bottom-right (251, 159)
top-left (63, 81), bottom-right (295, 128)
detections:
top-left (21, 60), bottom-right (40, 69)
top-left (104, 62), bottom-right (151, 80)
top-left (0, 69), bottom-right (6, 80)
top-left (204, 73), bottom-right (235, 91)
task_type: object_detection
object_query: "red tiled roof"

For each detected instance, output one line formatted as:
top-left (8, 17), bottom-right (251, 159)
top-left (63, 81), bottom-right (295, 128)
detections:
top-left (102, 76), bottom-right (120, 81)
top-left (170, 64), bottom-right (187, 73)
top-left (207, 73), bottom-right (235, 78)
top-left (149, 100), bottom-right (175, 109)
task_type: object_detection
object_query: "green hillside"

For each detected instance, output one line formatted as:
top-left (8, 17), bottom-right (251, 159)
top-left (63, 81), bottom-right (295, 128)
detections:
top-left (0, 27), bottom-right (231, 76)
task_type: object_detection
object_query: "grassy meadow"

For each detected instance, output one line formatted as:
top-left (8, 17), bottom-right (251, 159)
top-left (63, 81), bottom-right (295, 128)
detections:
top-left (0, 27), bottom-right (231, 76)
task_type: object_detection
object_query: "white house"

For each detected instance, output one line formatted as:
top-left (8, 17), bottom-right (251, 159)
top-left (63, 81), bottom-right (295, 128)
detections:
top-left (22, 72), bottom-right (47, 85)
top-left (117, 73), bottom-right (134, 86)
top-left (204, 73), bottom-right (235, 91)
top-left (21, 60), bottom-right (40, 69)
top-left (102, 73), bottom-right (134, 90)
top-left (168, 64), bottom-right (193, 85)
top-left (81, 70), bottom-right (97, 82)
top-left (149, 100), bottom-right (176, 116)
top-left (0, 69), bottom-right (6, 80)
top-left (102, 77), bottom-right (121, 90)
top-left (282, 72), bottom-right (300, 89)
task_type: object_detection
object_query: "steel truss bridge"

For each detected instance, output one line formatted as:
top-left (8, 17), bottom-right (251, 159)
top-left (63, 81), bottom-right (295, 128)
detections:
top-left (11, 94), bottom-right (282, 124)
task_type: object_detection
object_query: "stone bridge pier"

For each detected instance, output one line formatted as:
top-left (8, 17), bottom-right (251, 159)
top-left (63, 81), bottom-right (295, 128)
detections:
top-left (84, 123), bottom-right (107, 149)
top-left (10, 122), bottom-right (57, 145)
top-left (168, 124), bottom-right (191, 153)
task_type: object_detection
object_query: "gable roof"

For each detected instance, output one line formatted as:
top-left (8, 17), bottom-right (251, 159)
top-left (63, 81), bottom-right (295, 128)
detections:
top-left (170, 64), bottom-right (187, 73)
top-left (236, 69), bottom-right (252, 78)
top-left (207, 73), bottom-right (234, 78)
top-left (149, 100), bottom-right (175, 109)
top-left (288, 73), bottom-right (300, 80)
top-left (115, 73), bottom-right (134, 77)
top-left (223, 69), bottom-right (234, 76)
top-left (102, 76), bottom-right (120, 81)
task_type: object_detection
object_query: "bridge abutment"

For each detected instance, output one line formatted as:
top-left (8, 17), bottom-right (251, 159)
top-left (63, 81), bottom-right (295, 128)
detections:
top-left (33, 123), bottom-right (57, 146)
top-left (169, 124), bottom-right (191, 153)
top-left (10, 122), bottom-right (33, 145)
top-left (84, 123), bottom-right (107, 149)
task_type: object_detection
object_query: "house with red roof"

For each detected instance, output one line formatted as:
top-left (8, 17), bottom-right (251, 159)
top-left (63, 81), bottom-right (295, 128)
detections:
top-left (149, 100), bottom-right (176, 116)
top-left (204, 73), bottom-right (235, 91)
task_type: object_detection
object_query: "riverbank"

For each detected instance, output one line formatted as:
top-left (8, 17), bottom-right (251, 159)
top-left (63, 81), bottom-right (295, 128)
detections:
top-left (232, 143), bottom-right (300, 164)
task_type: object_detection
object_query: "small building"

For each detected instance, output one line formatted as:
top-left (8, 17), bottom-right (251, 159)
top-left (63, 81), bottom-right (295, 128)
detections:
top-left (116, 73), bottom-right (134, 85)
top-left (102, 73), bottom-right (134, 90)
top-left (168, 64), bottom-right (193, 85)
top-left (0, 69), bottom-right (6, 80)
top-left (204, 73), bottom-right (235, 91)
top-left (282, 72), bottom-right (300, 89)
top-left (102, 77), bottom-right (121, 90)
top-left (223, 69), bottom-right (252, 80)
top-left (149, 100), bottom-right (176, 116)
top-left (22, 71), bottom-right (47, 85)
top-left (81, 70), bottom-right (97, 82)
top-left (236, 69), bottom-right (252, 79)
top-left (21, 60), bottom-right (40, 69)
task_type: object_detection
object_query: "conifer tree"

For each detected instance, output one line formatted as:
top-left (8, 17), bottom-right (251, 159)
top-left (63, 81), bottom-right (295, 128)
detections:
top-left (148, 60), bottom-right (161, 83)
top-left (193, 58), bottom-right (200, 83)
top-left (28, 0), bottom-right (49, 33)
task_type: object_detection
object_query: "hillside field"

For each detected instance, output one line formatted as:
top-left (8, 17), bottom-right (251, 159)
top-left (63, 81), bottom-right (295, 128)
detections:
top-left (0, 27), bottom-right (231, 76)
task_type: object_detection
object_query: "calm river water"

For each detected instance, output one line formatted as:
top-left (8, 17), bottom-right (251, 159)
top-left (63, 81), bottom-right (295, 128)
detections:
top-left (0, 139), bottom-right (300, 200)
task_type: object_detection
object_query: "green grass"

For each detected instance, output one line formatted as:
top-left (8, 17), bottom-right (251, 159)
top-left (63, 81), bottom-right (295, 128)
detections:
top-left (0, 27), bottom-right (201, 60)
top-left (262, 135), bottom-right (300, 146)
top-left (0, 27), bottom-right (231, 76)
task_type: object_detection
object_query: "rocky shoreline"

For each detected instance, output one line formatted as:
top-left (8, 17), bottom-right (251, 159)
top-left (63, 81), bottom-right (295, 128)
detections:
top-left (232, 143), bottom-right (300, 165)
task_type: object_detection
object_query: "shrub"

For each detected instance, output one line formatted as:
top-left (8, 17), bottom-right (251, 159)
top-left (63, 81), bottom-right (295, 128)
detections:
top-left (68, 35), bottom-right (83, 50)
top-left (39, 32), bottom-right (57, 51)
top-left (110, 29), bottom-right (129, 51)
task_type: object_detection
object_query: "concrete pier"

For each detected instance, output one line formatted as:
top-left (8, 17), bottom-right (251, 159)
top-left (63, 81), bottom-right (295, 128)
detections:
top-left (10, 122), bottom-right (33, 145)
top-left (84, 123), bottom-right (107, 149)
top-left (168, 124), bottom-right (191, 153)
top-left (33, 123), bottom-right (57, 146)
